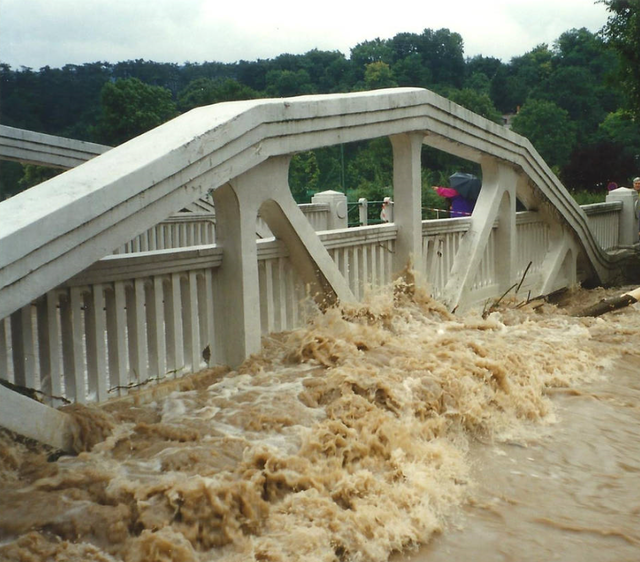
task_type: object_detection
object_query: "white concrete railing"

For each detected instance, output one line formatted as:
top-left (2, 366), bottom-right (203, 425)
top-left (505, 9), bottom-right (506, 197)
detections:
top-left (581, 201), bottom-right (622, 251)
top-left (113, 213), bottom-right (217, 253)
top-left (1, 88), bottom-right (639, 413)
top-left (114, 203), bottom-right (337, 253)
top-left (0, 124), bottom-right (110, 169)
top-left (0, 200), bottom-right (621, 406)
top-left (0, 223), bottom-right (395, 404)
top-left (424, 211), bottom-right (549, 302)
top-left (115, 197), bottom-right (623, 258)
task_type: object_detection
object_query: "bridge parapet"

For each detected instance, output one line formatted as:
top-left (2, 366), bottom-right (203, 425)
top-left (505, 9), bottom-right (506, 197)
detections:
top-left (0, 124), bottom-right (110, 169)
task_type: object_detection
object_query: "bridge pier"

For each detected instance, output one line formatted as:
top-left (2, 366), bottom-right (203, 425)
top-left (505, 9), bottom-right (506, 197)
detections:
top-left (214, 156), bottom-right (355, 367)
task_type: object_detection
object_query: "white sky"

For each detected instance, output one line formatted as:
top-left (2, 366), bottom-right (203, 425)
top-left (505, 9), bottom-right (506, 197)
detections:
top-left (0, 0), bottom-right (610, 70)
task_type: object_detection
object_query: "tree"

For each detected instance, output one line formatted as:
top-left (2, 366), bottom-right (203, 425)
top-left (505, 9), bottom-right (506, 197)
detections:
top-left (177, 78), bottom-right (258, 112)
top-left (0, 161), bottom-right (26, 199)
top-left (364, 62), bottom-right (397, 90)
top-left (265, 69), bottom-right (314, 97)
top-left (98, 78), bottom-right (177, 145)
top-left (511, 99), bottom-right (577, 169)
top-left (597, 109), bottom-right (640, 179)
top-left (561, 140), bottom-right (636, 191)
top-left (448, 88), bottom-right (502, 123)
top-left (599, 108), bottom-right (640, 152)
top-left (289, 151), bottom-right (320, 202)
top-left (346, 138), bottom-right (394, 199)
top-left (300, 49), bottom-right (350, 93)
top-left (533, 65), bottom-right (604, 142)
top-left (600, 0), bottom-right (640, 117)
top-left (421, 28), bottom-right (465, 87)
top-left (18, 165), bottom-right (63, 190)
top-left (393, 53), bottom-right (432, 87)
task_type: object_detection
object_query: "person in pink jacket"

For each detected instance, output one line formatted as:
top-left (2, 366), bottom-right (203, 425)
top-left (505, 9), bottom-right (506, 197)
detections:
top-left (433, 172), bottom-right (481, 217)
top-left (432, 185), bottom-right (475, 217)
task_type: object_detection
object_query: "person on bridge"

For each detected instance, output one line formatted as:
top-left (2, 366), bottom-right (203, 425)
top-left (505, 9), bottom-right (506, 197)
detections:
top-left (433, 172), bottom-right (481, 217)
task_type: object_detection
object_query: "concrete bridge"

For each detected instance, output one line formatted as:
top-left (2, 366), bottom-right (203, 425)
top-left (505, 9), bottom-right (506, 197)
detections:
top-left (0, 88), bottom-right (639, 450)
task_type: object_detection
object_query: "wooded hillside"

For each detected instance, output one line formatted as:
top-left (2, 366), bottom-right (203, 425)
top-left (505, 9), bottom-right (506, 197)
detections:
top-left (2, 22), bottom-right (639, 205)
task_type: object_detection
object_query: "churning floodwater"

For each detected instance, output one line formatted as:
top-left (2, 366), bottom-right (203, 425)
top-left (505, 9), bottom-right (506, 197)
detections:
top-left (1, 280), bottom-right (639, 561)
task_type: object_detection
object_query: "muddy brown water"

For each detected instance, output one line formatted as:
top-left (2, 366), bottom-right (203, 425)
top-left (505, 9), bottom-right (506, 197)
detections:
top-left (1, 282), bottom-right (639, 561)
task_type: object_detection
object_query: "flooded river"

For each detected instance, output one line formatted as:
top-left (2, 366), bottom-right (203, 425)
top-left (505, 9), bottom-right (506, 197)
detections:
top-left (1, 281), bottom-right (639, 561)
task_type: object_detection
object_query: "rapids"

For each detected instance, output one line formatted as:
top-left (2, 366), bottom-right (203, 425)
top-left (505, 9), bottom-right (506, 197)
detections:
top-left (1, 280), bottom-right (639, 561)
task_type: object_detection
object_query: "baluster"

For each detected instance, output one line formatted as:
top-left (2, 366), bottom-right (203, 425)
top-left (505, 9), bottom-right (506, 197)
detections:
top-left (198, 269), bottom-right (215, 365)
top-left (106, 282), bottom-right (129, 395)
top-left (44, 291), bottom-right (64, 399)
top-left (284, 260), bottom-right (296, 330)
top-left (277, 257), bottom-right (287, 332)
top-left (360, 244), bottom-right (368, 293)
top-left (264, 259), bottom-right (275, 333)
top-left (149, 226), bottom-right (157, 251)
top-left (59, 292), bottom-right (75, 400)
top-left (384, 240), bottom-right (391, 286)
top-left (127, 279), bottom-right (148, 385)
top-left (36, 298), bottom-right (51, 400)
top-left (351, 246), bottom-right (360, 299)
top-left (147, 277), bottom-right (167, 380)
top-left (443, 235), bottom-right (452, 288)
top-left (183, 271), bottom-right (201, 371)
top-left (85, 284), bottom-right (108, 403)
top-left (0, 317), bottom-right (8, 382)
top-left (165, 273), bottom-right (184, 376)
top-left (171, 223), bottom-right (178, 248)
top-left (69, 288), bottom-right (87, 402)
top-left (10, 305), bottom-right (36, 390)
top-left (159, 224), bottom-right (166, 250)
top-left (369, 242), bottom-right (378, 287)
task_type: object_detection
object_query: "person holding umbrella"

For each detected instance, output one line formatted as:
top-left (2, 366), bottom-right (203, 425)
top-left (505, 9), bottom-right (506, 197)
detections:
top-left (433, 172), bottom-right (482, 217)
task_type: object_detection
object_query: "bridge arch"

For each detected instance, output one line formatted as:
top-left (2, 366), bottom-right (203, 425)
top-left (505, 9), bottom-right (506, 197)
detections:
top-left (0, 88), bottom-right (638, 421)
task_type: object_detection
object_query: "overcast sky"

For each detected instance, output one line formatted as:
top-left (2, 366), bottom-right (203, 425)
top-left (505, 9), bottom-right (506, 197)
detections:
top-left (0, 0), bottom-right (610, 70)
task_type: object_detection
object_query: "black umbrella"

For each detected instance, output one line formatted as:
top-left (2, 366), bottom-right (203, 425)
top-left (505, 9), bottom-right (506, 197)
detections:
top-left (449, 172), bottom-right (482, 200)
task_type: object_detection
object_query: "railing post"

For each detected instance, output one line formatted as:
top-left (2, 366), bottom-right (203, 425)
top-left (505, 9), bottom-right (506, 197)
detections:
top-left (311, 190), bottom-right (348, 230)
top-left (390, 132), bottom-right (424, 276)
top-left (380, 197), bottom-right (394, 223)
top-left (212, 176), bottom-right (264, 368)
top-left (358, 198), bottom-right (368, 226)
top-left (606, 187), bottom-right (639, 246)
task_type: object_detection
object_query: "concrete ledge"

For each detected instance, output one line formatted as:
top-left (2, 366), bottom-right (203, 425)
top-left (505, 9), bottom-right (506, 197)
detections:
top-left (0, 384), bottom-right (75, 452)
top-left (0, 125), bottom-right (111, 169)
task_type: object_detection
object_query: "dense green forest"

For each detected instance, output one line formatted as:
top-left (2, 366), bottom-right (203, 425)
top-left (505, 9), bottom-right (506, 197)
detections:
top-left (2, 5), bottom-right (640, 209)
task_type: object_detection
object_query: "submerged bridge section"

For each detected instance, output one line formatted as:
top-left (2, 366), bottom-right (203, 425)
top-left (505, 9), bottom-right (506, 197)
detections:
top-left (0, 87), bottom-right (638, 447)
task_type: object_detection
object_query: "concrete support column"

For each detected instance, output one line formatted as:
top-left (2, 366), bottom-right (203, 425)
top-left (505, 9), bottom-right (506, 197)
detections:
top-left (311, 190), bottom-right (348, 230)
top-left (390, 132), bottom-right (425, 277)
top-left (213, 155), bottom-right (356, 367)
top-left (212, 168), bottom-right (266, 368)
top-left (484, 160), bottom-right (518, 293)
top-left (606, 187), bottom-right (639, 246)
